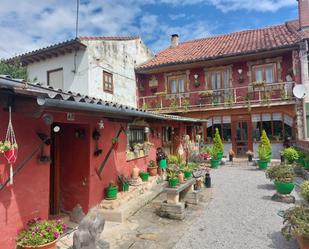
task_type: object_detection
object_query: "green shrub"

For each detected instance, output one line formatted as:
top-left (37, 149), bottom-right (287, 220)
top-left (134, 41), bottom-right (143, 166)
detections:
top-left (266, 165), bottom-right (295, 182)
top-left (258, 130), bottom-right (271, 161)
top-left (210, 146), bottom-right (220, 160)
top-left (281, 147), bottom-right (299, 164)
top-left (213, 128), bottom-right (224, 153)
top-left (168, 155), bottom-right (182, 165)
top-left (301, 180), bottom-right (309, 202)
top-left (258, 146), bottom-right (270, 161)
top-left (281, 206), bottom-right (309, 239)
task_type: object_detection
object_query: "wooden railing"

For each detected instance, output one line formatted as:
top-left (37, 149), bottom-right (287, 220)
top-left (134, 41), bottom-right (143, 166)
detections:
top-left (138, 82), bottom-right (295, 112)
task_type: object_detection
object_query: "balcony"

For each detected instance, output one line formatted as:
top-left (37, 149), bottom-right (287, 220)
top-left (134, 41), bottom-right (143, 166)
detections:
top-left (138, 82), bottom-right (296, 113)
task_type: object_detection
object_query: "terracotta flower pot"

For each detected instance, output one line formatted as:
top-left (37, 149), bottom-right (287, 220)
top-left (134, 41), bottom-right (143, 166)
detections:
top-left (4, 148), bottom-right (17, 164)
top-left (148, 167), bottom-right (157, 176)
top-left (297, 236), bottom-right (309, 249)
top-left (21, 240), bottom-right (57, 249)
top-left (178, 172), bottom-right (184, 183)
top-left (132, 166), bottom-right (140, 178)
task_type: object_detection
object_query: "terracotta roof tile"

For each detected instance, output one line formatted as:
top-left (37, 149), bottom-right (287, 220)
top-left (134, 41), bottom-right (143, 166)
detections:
top-left (137, 20), bottom-right (308, 71)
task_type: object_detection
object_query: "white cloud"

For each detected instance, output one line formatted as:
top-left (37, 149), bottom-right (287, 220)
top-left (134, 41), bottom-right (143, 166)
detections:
top-left (0, 0), bottom-right (298, 58)
top-left (208, 0), bottom-right (297, 12)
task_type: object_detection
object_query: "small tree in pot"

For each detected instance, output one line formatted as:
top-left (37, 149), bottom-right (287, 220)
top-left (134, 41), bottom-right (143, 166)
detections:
top-left (213, 128), bottom-right (224, 160)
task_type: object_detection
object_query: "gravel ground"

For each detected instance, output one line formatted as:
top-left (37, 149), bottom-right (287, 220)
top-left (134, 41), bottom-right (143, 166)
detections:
top-left (174, 165), bottom-right (300, 249)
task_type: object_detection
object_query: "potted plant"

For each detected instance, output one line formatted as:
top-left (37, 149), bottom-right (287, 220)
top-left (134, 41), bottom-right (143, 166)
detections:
top-left (112, 137), bottom-right (119, 150)
top-left (210, 146), bottom-right (220, 169)
top-left (266, 165), bottom-right (295, 194)
top-left (281, 147), bottom-right (299, 164)
top-left (168, 170), bottom-right (179, 187)
top-left (0, 140), bottom-right (18, 164)
top-left (16, 217), bottom-right (67, 249)
top-left (213, 128), bottom-right (224, 160)
top-left (257, 130), bottom-right (271, 169)
top-left (105, 181), bottom-right (118, 199)
top-left (246, 150), bottom-right (254, 162)
top-left (229, 149), bottom-right (235, 162)
top-left (139, 171), bottom-right (149, 182)
top-left (148, 160), bottom-right (158, 176)
top-left (281, 206), bottom-right (309, 249)
top-left (181, 165), bottom-right (193, 178)
top-left (258, 146), bottom-right (270, 170)
top-left (301, 181), bottom-right (309, 202)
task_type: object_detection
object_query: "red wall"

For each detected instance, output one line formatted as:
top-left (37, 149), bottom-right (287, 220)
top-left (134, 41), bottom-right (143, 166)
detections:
top-left (137, 52), bottom-right (296, 107)
top-left (0, 105), bottom-right (187, 249)
top-left (0, 109), bottom-right (50, 249)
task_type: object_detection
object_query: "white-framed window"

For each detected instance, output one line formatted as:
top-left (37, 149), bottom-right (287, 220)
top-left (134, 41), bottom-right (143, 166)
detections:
top-left (47, 68), bottom-right (63, 89)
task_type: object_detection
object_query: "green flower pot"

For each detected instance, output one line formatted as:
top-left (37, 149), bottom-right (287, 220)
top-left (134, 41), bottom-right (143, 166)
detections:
top-left (140, 172), bottom-right (149, 182)
top-left (217, 152), bottom-right (223, 160)
top-left (275, 181), bottom-right (294, 195)
top-left (184, 171), bottom-right (192, 178)
top-left (258, 160), bottom-right (268, 170)
top-left (106, 185), bottom-right (118, 200)
top-left (122, 182), bottom-right (129, 192)
top-left (210, 159), bottom-right (220, 168)
top-left (303, 161), bottom-right (309, 170)
top-left (159, 159), bottom-right (167, 169)
top-left (168, 178), bottom-right (179, 187)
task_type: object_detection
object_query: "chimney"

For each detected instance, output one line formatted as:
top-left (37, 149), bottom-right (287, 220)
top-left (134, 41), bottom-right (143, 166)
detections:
top-left (298, 0), bottom-right (309, 30)
top-left (171, 34), bottom-right (179, 48)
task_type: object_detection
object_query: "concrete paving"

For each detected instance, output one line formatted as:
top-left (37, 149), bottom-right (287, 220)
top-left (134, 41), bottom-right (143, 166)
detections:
top-left (174, 164), bottom-right (301, 249)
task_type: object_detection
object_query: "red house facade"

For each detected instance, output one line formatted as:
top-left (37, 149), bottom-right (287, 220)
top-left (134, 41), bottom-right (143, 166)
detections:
top-left (0, 76), bottom-right (201, 249)
top-left (136, 3), bottom-right (309, 158)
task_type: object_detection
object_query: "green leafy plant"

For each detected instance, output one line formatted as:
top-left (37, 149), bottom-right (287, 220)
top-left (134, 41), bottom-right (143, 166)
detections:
top-left (142, 102), bottom-right (149, 110)
top-left (210, 146), bottom-right (220, 160)
top-left (148, 160), bottom-right (157, 168)
top-left (0, 140), bottom-right (18, 152)
top-left (258, 130), bottom-right (271, 161)
top-left (266, 165), bottom-right (295, 182)
top-left (213, 128), bottom-right (224, 154)
top-left (0, 59), bottom-right (27, 80)
top-left (281, 147), bottom-right (299, 164)
top-left (170, 98), bottom-right (178, 111)
top-left (281, 206), bottom-right (309, 239)
top-left (301, 181), bottom-right (309, 202)
top-left (167, 170), bottom-right (178, 179)
top-left (182, 98), bottom-right (190, 111)
top-left (199, 90), bottom-right (213, 97)
top-left (168, 154), bottom-right (183, 165)
top-left (16, 218), bottom-right (67, 247)
top-left (112, 137), bottom-right (119, 144)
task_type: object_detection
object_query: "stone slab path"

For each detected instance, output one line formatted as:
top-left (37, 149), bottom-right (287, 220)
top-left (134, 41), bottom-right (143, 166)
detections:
top-left (174, 165), bottom-right (301, 249)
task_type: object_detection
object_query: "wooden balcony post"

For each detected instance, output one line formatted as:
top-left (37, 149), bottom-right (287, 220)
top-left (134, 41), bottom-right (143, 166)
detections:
top-left (233, 88), bottom-right (237, 103)
top-left (179, 96), bottom-right (182, 107)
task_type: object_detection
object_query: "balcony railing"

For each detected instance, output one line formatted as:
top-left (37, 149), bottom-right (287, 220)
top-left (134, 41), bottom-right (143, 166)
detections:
top-left (138, 82), bottom-right (295, 113)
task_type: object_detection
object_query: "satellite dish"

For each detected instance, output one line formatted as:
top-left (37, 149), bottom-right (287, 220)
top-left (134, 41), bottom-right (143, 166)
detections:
top-left (293, 85), bottom-right (307, 99)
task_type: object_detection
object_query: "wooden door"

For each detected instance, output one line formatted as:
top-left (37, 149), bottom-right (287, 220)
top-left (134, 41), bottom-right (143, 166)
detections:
top-left (232, 116), bottom-right (252, 157)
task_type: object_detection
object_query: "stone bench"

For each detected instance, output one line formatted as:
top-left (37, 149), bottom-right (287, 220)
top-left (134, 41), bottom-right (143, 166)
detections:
top-left (158, 178), bottom-right (198, 220)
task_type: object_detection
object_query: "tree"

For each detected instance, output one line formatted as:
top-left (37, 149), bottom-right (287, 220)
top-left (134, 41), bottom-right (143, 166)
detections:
top-left (258, 130), bottom-right (272, 160)
top-left (0, 59), bottom-right (27, 80)
top-left (213, 128), bottom-right (224, 153)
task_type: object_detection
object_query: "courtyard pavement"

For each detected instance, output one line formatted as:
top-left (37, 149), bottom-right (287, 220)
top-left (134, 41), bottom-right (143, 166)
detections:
top-left (174, 164), bottom-right (300, 249)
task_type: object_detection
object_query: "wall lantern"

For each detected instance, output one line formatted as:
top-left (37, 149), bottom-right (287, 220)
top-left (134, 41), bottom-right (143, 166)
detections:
top-left (193, 74), bottom-right (200, 87)
top-left (144, 127), bottom-right (150, 134)
top-left (92, 128), bottom-right (102, 156)
top-left (53, 125), bottom-right (60, 133)
top-left (237, 68), bottom-right (244, 83)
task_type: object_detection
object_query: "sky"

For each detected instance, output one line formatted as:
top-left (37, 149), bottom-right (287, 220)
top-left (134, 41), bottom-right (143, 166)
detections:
top-left (0, 0), bottom-right (299, 58)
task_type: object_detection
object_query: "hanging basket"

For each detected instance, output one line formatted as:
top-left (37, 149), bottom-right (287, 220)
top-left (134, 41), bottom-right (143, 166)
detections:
top-left (4, 148), bottom-right (18, 164)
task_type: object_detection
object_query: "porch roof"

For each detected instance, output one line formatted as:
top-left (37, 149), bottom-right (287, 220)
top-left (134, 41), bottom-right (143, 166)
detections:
top-left (0, 75), bottom-right (205, 123)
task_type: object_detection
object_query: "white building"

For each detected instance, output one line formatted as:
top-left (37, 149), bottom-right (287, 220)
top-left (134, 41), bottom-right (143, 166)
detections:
top-left (10, 36), bottom-right (153, 107)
